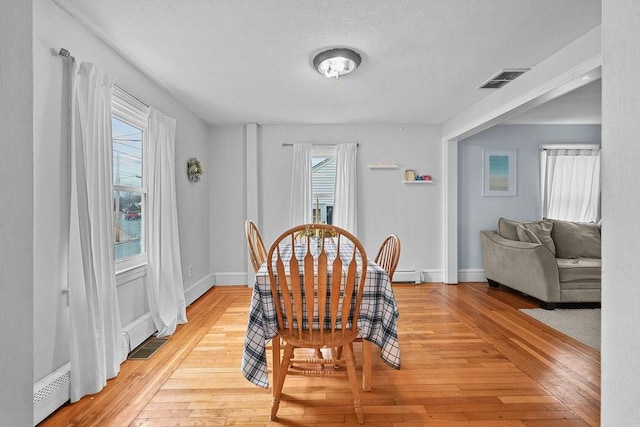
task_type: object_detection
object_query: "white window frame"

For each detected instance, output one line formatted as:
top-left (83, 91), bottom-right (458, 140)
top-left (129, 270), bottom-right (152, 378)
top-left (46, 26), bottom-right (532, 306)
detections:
top-left (311, 145), bottom-right (337, 224)
top-left (540, 143), bottom-right (601, 222)
top-left (112, 85), bottom-right (150, 273)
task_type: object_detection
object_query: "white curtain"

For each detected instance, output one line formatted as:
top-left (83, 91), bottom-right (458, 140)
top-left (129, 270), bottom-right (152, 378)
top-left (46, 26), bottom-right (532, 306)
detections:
top-left (68, 62), bottom-right (126, 402)
top-left (289, 142), bottom-right (313, 226)
top-left (333, 143), bottom-right (358, 234)
top-left (541, 147), bottom-right (601, 222)
top-left (146, 108), bottom-right (187, 337)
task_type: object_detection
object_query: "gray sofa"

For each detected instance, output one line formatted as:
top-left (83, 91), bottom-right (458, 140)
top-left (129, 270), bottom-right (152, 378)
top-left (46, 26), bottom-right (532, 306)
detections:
top-left (480, 217), bottom-right (601, 309)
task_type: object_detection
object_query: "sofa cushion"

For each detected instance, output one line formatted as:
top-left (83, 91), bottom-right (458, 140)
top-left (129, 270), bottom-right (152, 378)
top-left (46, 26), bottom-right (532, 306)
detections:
top-left (548, 219), bottom-right (601, 259)
top-left (516, 221), bottom-right (556, 255)
top-left (556, 257), bottom-right (601, 286)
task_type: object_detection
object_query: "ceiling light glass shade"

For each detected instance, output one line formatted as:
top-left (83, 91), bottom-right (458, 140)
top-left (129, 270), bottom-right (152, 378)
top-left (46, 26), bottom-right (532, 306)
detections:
top-left (313, 48), bottom-right (362, 79)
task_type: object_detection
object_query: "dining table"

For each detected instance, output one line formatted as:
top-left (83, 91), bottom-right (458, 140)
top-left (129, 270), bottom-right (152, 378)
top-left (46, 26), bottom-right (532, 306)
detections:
top-left (241, 239), bottom-right (401, 391)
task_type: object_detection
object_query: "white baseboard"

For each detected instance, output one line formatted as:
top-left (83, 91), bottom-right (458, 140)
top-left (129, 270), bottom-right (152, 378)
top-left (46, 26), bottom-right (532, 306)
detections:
top-left (122, 313), bottom-right (156, 352)
top-left (33, 363), bottom-right (71, 425)
top-left (414, 269), bottom-right (486, 284)
top-left (185, 273), bottom-right (215, 305)
top-left (420, 269), bottom-right (444, 283)
top-left (214, 272), bottom-right (247, 286)
top-left (458, 269), bottom-right (486, 283)
top-left (393, 270), bottom-right (420, 283)
top-left (120, 273), bottom-right (215, 352)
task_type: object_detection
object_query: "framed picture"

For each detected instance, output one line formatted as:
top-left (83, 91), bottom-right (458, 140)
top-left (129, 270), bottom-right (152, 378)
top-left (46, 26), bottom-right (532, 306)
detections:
top-left (404, 169), bottom-right (416, 181)
top-left (483, 150), bottom-right (516, 196)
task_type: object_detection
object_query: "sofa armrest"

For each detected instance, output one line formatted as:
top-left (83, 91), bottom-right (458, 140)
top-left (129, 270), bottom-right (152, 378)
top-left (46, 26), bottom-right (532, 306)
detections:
top-left (480, 230), bottom-right (561, 303)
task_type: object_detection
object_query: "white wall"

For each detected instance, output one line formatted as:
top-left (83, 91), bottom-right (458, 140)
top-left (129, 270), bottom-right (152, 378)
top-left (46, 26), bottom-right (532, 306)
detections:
top-left (210, 123), bottom-right (443, 284)
top-left (0, 2), bottom-right (34, 425)
top-left (33, 0), bottom-right (211, 385)
top-left (209, 125), bottom-right (247, 281)
top-left (601, 1), bottom-right (640, 424)
top-left (458, 124), bottom-right (601, 272)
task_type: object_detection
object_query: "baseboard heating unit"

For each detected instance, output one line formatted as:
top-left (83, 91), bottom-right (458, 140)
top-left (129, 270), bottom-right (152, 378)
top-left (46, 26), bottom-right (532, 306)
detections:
top-left (393, 270), bottom-right (420, 283)
top-left (33, 363), bottom-right (71, 425)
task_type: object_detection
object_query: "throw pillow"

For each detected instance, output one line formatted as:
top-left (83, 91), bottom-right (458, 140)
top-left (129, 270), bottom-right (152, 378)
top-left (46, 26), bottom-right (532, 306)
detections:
top-left (516, 221), bottom-right (556, 255)
top-left (498, 218), bottom-right (523, 241)
top-left (548, 218), bottom-right (601, 259)
top-left (516, 225), bottom-right (541, 244)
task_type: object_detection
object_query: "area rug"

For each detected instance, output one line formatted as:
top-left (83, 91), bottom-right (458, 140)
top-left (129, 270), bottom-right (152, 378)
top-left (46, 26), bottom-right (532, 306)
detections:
top-left (520, 308), bottom-right (600, 351)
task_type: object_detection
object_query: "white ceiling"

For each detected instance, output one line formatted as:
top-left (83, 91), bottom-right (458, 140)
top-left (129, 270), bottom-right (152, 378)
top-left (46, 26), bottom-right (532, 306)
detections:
top-left (503, 78), bottom-right (601, 125)
top-left (54, 0), bottom-right (602, 126)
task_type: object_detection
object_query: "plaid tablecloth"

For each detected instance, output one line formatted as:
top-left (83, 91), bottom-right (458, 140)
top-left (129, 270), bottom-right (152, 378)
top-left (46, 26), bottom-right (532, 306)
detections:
top-left (241, 241), bottom-right (401, 388)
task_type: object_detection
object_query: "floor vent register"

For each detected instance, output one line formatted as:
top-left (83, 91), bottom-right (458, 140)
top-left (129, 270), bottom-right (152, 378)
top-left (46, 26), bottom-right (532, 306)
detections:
top-left (128, 337), bottom-right (169, 360)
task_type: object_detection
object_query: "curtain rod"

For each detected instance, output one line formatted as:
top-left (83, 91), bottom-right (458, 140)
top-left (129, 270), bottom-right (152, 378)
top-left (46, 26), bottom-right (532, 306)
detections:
top-left (57, 47), bottom-right (150, 108)
top-left (282, 143), bottom-right (359, 147)
top-left (540, 144), bottom-right (600, 151)
top-left (58, 48), bottom-right (75, 61)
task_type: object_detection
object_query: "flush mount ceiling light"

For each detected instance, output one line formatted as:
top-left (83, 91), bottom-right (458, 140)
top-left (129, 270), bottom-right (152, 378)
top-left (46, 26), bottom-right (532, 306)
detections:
top-left (313, 48), bottom-right (362, 80)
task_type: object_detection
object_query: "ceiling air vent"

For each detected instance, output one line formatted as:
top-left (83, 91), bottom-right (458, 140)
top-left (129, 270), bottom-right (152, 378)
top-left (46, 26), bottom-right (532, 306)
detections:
top-left (477, 68), bottom-right (530, 89)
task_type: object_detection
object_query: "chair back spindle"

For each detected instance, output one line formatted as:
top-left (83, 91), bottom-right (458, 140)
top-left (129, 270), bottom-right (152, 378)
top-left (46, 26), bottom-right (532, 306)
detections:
top-left (245, 220), bottom-right (267, 274)
top-left (375, 234), bottom-right (401, 282)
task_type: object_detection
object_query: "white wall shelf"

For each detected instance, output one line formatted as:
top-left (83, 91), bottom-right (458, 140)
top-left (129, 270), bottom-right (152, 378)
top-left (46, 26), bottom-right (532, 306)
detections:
top-left (368, 163), bottom-right (399, 169)
top-left (403, 180), bottom-right (434, 184)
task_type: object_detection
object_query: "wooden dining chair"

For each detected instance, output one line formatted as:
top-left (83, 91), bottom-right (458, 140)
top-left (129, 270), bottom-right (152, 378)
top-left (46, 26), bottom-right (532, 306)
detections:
top-left (267, 223), bottom-right (367, 424)
top-left (245, 219), bottom-right (267, 274)
top-left (337, 234), bottom-right (400, 381)
top-left (374, 234), bottom-right (401, 282)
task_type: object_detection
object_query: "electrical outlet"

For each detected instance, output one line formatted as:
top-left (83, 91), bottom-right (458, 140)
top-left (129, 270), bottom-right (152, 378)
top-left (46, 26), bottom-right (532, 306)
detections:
top-left (188, 264), bottom-right (193, 277)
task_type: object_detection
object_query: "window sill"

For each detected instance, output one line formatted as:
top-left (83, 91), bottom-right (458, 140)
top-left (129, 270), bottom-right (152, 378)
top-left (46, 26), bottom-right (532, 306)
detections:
top-left (116, 264), bottom-right (147, 287)
top-left (116, 255), bottom-right (148, 286)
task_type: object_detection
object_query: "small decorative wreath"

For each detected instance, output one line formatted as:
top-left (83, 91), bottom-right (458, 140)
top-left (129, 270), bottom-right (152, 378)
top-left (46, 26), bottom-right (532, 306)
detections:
top-left (187, 158), bottom-right (203, 182)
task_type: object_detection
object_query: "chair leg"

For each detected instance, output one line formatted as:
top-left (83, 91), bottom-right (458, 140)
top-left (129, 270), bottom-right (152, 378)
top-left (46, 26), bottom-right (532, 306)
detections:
top-left (315, 347), bottom-right (325, 368)
top-left (271, 337), bottom-right (280, 384)
top-left (271, 343), bottom-right (294, 421)
top-left (362, 340), bottom-right (372, 392)
top-left (343, 343), bottom-right (365, 424)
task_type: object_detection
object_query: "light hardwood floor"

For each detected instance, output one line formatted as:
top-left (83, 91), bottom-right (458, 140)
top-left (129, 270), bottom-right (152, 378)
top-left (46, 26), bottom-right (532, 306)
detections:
top-left (40, 283), bottom-right (600, 426)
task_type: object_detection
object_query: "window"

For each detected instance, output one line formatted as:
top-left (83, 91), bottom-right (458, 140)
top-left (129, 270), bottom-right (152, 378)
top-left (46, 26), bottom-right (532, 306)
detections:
top-left (311, 146), bottom-right (337, 224)
top-left (541, 145), bottom-right (601, 222)
top-left (112, 86), bottom-right (149, 267)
